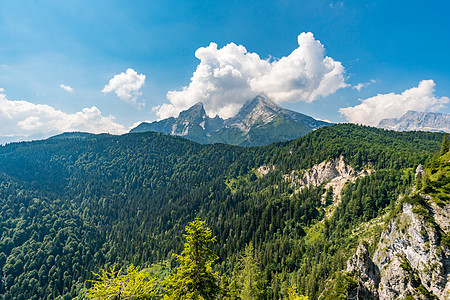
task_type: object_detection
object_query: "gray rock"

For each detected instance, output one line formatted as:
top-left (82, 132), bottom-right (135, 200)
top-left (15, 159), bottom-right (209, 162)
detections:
top-left (378, 110), bottom-right (450, 133)
top-left (338, 198), bottom-right (450, 299)
top-left (130, 95), bottom-right (331, 146)
top-left (346, 243), bottom-right (380, 299)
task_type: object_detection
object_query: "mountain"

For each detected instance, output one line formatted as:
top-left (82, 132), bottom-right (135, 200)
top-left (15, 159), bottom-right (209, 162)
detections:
top-left (378, 110), bottom-right (450, 133)
top-left (320, 147), bottom-right (450, 299)
top-left (0, 124), bottom-right (445, 299)
top-left (130, 95), bottom-right (330, 146)
top-left (47, 131), bottom-right (97, 140)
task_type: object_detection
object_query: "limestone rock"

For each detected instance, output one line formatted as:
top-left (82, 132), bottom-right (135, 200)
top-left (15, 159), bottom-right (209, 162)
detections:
top-left (346, 243), bottom-right (380, 299)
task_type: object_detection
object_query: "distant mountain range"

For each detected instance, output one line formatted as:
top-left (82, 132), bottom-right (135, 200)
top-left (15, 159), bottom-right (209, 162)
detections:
top-left (130, 95), bottom-right (331, 146)
top-left (378, 110), bottom-right (450, 133)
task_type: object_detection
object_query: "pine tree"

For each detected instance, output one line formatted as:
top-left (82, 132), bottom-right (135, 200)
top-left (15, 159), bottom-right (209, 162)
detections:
top-left (286, 281), bottom-right (309, 300)
top-left (83, 265), bottom-right (157, 299)
top-left (231, 243), bottom-right (263, 300)
top-left (440, 133), bottom-right (449, 156)
top-left (163, 218), bottom-right (220, 300)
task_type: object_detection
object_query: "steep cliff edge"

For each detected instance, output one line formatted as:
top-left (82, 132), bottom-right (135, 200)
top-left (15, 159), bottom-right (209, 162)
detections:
top-left (321, 198), bottom-right (450, 300)
top-left (320, 142), bottom-right (450, 299)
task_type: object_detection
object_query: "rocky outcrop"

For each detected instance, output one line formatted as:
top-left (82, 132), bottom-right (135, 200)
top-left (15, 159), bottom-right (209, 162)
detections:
top-left (257, 164), bottom-right (275, 176)
top-left (283, 156), bottom-right (369, 213)
top-left (283, 156), bottom-right (365, 189)
top-left (373, 201), bottom-right (449, 299)
top-left (340, 198), bottom-right (450, 299)
top-left (346, 244), bottom-right (380, 299)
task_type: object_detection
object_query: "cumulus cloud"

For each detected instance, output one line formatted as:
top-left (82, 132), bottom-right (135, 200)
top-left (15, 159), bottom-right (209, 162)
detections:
top-left (156, 32), bottom-right (348, 119)
top-left (102, 68), bottom-right (146, 107)
top-left (353, 79), bottom-right (376, 91)
top-left (59, 84), bottom-right (73, 92)
top-left (340, 80), bottom-right (449, 126)
top-left (0, 89), bottom-right (126, 144)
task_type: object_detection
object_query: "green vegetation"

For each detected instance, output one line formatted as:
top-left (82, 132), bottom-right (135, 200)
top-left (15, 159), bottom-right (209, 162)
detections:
top-left (0, 124), bottom-right (443, 299)
top-left (162, 218), bottom-right (220, 300)
top-left (84, 265), bottom-right (157, 299)
top-left (317, 272), bottom-right (357, 300)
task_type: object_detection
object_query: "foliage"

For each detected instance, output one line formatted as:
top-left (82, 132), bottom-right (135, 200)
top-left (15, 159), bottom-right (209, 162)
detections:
top-left (230, 243), bottom-right (264, 300)
top-left (286, 282), bottom-right (309, 300)
top-left (317, 272), bottom-right (357, 300)
top-left (83, 265), bottom-right (157, 299)
top-left (162, 218), bottom-right (220, 300)
top-left (0, 124), bottom-right (443, 299)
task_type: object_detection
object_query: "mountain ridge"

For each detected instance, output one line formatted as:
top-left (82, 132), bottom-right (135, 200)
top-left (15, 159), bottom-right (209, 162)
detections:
top-left (378, 110), bottom-right (450, 133)
top-left (130, 95), bottom-right (330, 146)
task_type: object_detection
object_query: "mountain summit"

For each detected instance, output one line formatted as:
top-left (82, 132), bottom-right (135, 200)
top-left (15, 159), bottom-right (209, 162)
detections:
top-left (378, 110), bottom-right (450, 133)
top-left (130, 95), bottom-right (331, 146)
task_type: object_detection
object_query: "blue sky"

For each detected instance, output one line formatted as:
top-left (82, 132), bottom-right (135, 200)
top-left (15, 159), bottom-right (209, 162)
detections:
top-left (1, 0), bottom-right (449, 142)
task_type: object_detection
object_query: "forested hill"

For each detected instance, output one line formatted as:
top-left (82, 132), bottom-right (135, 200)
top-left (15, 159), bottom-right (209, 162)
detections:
top-left (0, 124), bottom-right (444, 299)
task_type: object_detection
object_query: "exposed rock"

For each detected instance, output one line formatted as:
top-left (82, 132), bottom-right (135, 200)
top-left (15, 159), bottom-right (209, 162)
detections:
top-left (323, 195), bottom-right (450, 299)
top-left (346, 243), bottom-right (380, 299)
top-left (377, 253), bottom-right (421, 299)
top-left (378, 110), bottom-right (450, 133)
top-left (416, 164), bottom-right (424, 176)
top-left (283, 156), bottom-right (362, 189)
top-left (283, 156), bottom-right (369, 216)
top-left (257, 164), bottom-right (275, 176)
top-left (130, 95), bottom-right (330, 146)
top-left (374, 202), bottom-right (449, 299)
top-left (430, 202), bottom-right (450, 234)
top-left (341, 199), bottom-right (450, 299)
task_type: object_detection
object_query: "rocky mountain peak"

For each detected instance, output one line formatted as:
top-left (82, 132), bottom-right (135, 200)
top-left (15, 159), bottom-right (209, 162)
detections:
top-left (178, 102), bottom-right (207, 122)
top-left (378, 110), bottom-right (450, 132)
top-left (227, 95), bottom-right (284, 131)
top-left (130, 95), bottom-right (330, 146)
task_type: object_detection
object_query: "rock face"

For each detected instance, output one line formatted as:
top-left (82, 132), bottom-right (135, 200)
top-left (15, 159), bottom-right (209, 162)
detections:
top-left (284, 156), bottom-right (368, 199)
top-left (346, 244), bottom-right (380, 299)
top-left (129, 102), bottom-right (224, 144)
top-left (340, 200), bottom-right (450, 299)
top-left (378, 110), bottom-right (450, 133)
top-left (373, 201), bottom-right (450, 299)
top-left (130, 95), bottom-right (330, 146)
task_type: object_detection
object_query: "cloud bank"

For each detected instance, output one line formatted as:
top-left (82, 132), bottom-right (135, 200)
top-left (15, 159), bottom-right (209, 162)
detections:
top-left (102, 68), bottom-right (146, 106)
top-left (0, 89), bottom-right (126, 144)
top-left (156, 32), bottom-right (348, 119)
top-left (340, 80), bottom-right (449, 126)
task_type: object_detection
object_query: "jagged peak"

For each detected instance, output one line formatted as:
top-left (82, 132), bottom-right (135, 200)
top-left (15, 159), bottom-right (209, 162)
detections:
top-left (178, 102), bottom-right (207, 120)
top-left (241, 95), bottom-right (281, 111)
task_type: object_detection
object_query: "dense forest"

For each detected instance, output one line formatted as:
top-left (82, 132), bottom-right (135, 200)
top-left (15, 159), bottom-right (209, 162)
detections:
top-left (0, 124), bottom-right (443, 299)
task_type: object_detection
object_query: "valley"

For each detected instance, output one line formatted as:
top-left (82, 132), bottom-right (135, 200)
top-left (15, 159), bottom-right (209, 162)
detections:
top-left (0, 124), bottom-right (448, 299)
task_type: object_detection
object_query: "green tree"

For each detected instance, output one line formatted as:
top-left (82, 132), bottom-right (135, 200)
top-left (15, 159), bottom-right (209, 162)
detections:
top-left (440, 133), bottom-right (449, 156)
top-left (83, 265), bottom-right (157, 299)
top-left (286, 282), bottom-right (309, 300)
top-left (163, 218), bottom-right (220, 300)
top-left (232, 243), bottom-right (263, 300)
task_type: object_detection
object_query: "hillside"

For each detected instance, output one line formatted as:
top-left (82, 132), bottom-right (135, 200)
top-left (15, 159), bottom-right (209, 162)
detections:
top-left (320, 136), bottom-right (450, 299)
top-left (0, 124), bottom-right (444, 299)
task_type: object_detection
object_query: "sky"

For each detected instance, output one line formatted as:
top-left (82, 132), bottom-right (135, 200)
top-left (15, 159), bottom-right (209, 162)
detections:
top-left (1, 0), bottom-right (449, 143)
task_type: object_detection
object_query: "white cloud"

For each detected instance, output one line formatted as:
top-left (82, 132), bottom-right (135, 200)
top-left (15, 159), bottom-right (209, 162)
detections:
top-left (352, 79), bottom-right (376, 91)
top-left (156, 32), bottom-right (348, 119)
top-left (340, 80), bottom-right (449, 126)
top-left (59, 84), bottom-right (73, 92)
top-left (0, 89), bottom-right (126, 144)
top-left (102, 68), bottom-right (146, 107)
top-left (329, 1), bottom-right (344, 8)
